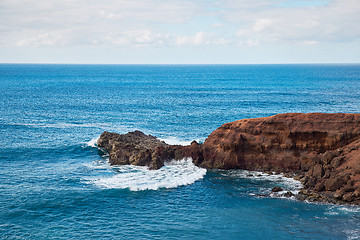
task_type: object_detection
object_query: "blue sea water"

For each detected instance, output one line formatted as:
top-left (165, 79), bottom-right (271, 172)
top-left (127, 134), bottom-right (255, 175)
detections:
top-left (1, 64), bottom-right (360, 239)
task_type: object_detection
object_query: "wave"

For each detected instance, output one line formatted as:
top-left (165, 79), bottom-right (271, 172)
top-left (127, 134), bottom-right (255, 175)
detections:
top-left (84, 133), bottom-right (201, 149)
top-left (158, 136), bottom-right (202, 146)
top-left (87, 158), bottom-right (206, 191)
top-left (221, 170), bottom-right (303, 199)
top-left (158, 136), bottom-right (192, 146)
top-left (346, 229), bottom-right (360, 240)
top-left (85, 137), bottom-right (99, 148)
top-left (325, 205), bottom-right (360, 216)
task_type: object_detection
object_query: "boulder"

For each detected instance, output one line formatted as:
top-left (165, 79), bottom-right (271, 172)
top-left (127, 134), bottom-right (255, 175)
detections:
top-left (325, 177), bottom-right (344, 191)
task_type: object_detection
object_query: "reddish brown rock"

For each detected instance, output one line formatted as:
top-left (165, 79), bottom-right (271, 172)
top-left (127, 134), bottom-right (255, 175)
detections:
top-left (98, 113), bottom-right (360, 204)
top-left (197, 113), bottom-right (360, 204)
top-left (343, 192), bottom-right (354, 202)
top-left (314, 181), bottom-right (325, 192)
top-left (199, 113), bottom-right (360, 171)
top-left (97, 130), bottom-right (203, 170)
top-left (97, 130), bottom-right (176, 169)
top-left (313, 164), bottom-right (325, 178)
top-left (354, 189), bottom-right (360, 198)
top-left (325, 177), bottom-right (345, 191)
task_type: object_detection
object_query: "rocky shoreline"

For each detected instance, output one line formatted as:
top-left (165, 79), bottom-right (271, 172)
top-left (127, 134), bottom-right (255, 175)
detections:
top-left (97, 113), bottom-right (360, 205)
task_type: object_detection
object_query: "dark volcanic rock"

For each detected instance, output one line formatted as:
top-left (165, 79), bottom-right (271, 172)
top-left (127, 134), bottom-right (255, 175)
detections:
top-left (272, 186), bottom-right (283, 192)
top-left (98, 113), bottom-right (360, 204)
top-left (283, 191), bottom-right (294, 198)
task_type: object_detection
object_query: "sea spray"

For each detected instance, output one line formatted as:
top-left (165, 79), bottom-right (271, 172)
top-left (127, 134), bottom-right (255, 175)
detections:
top-left (220, 170), bottom-right (303, 198)
top-left (158, 136), bottom-right (203, 146)
top-left (87, 158), bottom-right (207, 191)
top-left (86, 137), bottom-right (99, 148)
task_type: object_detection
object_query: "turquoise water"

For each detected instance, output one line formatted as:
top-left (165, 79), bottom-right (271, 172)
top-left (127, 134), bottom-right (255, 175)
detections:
top-left (1, 64), bottom-right (360, 239)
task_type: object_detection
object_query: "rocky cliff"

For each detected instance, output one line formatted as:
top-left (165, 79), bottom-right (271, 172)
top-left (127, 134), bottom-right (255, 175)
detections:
top-left (97, 113), bottom-right (360, 204)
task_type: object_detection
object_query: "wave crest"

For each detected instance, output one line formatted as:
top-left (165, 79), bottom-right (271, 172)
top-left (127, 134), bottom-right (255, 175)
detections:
top-left (86, 137), bottom-right (99, 147)
top-left (88, 159), bottom-right (206, 191)
top-left (158, 136), bottom-right (199, 146)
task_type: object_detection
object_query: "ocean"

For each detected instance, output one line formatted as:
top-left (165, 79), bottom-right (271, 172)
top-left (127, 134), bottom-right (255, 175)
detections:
top-left (1, 64), bottom-right (360, 239)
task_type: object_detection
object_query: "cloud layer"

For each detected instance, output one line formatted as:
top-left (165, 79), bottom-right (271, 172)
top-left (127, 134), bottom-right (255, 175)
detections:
top-left (0, 0), bottom-right (359, 63)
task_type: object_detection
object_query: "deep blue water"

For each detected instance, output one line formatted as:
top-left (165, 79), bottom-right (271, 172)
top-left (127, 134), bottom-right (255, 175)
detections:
top-left (1, 64), bottom-right (360, 239)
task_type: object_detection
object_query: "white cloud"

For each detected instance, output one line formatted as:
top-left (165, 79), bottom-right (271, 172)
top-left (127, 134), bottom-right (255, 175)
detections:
top-left (15, 33), bottom-right (65, 47)
top-left (0, 0), bottom-right (359, 49)
top-left (252, 18), bottom-right (275, 33)
top-left (103, 30), bottom-right (171, 47)
top-left (212, 38), bottom-right (231, 46)
top-left (301, 40), bottom-right (319, 45)
top-left (95, 30), bottom-right (228, 47)
top-left (0, 0), bottom-right (200, 47)
top-left (211, 23), bottom-right (223, 28)
top-left (222, 0), bottom-right (360, 45)
top-left (173, 32), bottom-right (233, 46)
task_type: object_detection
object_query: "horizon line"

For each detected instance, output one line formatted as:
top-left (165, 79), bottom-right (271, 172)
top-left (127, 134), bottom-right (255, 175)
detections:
top-left (1, 62), bottom-right (360, 65)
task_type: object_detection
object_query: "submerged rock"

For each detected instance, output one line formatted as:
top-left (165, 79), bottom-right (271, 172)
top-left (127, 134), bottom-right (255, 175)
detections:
top-left (98, 113), bottom-right (360, 204)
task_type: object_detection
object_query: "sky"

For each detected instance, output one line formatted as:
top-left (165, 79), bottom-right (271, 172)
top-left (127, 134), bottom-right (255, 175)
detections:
top-left (0, 0), bottom-right (359, 64)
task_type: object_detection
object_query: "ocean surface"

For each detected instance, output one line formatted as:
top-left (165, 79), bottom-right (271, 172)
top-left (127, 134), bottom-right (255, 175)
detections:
top-left (1, 64), bottom-right (360, 239)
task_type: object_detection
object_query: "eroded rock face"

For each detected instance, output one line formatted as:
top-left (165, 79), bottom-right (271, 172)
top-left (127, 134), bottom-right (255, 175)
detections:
top-left (199, 113), bottom-right (360, 170)
top-left (98, 113), bottom-right (360, 204)
top-left (199, 113), bottom-right (360, 204)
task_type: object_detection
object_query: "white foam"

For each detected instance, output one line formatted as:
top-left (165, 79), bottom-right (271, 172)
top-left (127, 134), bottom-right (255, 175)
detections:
top-left (325, 205), bottom-right (360, 216)
top-left (88, 158), bottom-right (206, 191)
top-left (337, 206), bottom-right (360, 213)
top-left (345, 229), bottom-right (360, 240)
top-left (86, 137), bottom-right (99, 148)
top-left (222, 170), bottom-right (303, 198)
top-left (83, 161), bottom-right (110, 170)
top-left (158, 136), bottom-right (196, 146)
top-left (224, 170), bottom-right (302, 191)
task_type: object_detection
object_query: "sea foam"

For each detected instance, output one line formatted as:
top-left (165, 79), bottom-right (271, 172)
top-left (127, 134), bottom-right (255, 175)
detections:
top-left (86, 137), bottom-right (99, 148)
top-left (221, 169), bottom-right (303, 198)
top-left (158, 136), bottom-right (202, 146)
top-left (89, 159), bottom-right (206, 191)
top-left (325, 205), bottom-right (360, 216)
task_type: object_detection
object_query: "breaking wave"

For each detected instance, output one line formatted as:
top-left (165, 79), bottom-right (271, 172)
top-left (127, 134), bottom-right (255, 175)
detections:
top-left (221, 169), bottom-right (303, 198)
top-left (88, 159), bottom-right (206, 191)
top-left (325, 205), bottom-right (360, 216)
top-left (85, 137), bottom-right (99, 148)
top-left (158, 136), bottom-right (202, 146)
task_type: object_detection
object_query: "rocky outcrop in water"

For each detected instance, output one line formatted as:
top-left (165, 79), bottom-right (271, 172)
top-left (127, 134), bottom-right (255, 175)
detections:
top-left (97, 130), bottom-right (202, 170)
top-left (98, 113), bottom-right (360, 204)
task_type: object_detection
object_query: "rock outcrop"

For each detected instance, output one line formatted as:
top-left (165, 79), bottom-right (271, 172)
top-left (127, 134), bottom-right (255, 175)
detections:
top-left (97, 113), bottom-right (360, 204)
top-left (97, 130), bottom-right (202, 170)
